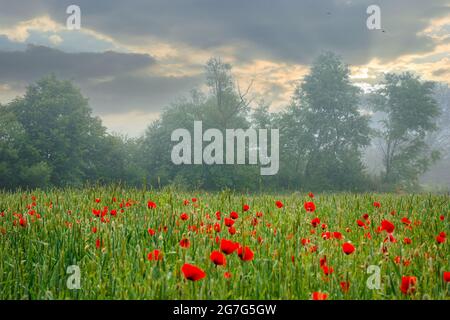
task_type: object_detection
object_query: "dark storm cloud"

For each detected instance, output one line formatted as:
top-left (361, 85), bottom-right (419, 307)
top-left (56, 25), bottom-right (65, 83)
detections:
top-left (0, 44), bottom-right (155, 82)
top-left (0, 0), bottom-right (448, 117)
top-left (84, 74), bottom-right (203, 114)
top-left (0, 0), bottom-right (448, 64)
top-left (0, 44), bottom-right (202, 113)
top-left (433, 68), bottom-right (450, 77)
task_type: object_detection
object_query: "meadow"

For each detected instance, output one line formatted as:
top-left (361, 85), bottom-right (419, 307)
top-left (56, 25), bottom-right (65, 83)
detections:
top-left (0, 187), bottom-right (448, 300)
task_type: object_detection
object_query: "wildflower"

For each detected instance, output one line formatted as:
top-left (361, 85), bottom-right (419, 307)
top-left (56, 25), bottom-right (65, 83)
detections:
top-left (181, 263), bottom-right (206, 281)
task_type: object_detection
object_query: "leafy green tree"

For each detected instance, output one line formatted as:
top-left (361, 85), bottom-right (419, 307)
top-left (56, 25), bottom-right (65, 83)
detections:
top-left (141, 58), bottom-right (259, 190)
top-left (5, 75), bottom-right (120, 187)
top-left (282, 52), bottom-right (371, 191)
top-left (371, 72), bottom-right (440, 189)
top-left (0, 107), bottom-right (51, 189)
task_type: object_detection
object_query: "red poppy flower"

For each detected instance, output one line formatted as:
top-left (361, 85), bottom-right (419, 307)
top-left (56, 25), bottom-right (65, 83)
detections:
top-left (275, 200), bottom-right (283, 208)
top-left (320, 256), bottom-right (327, 267)
top-left (181, 263), bottom-right (206, 281)
top-left (357, 220), bottom-right (366, 228)
top-left (147, 249), bottom-right (162, 261)
top-left (210, 250), bottom-right (226, 266)
top-left (308, 192), bottom-right (315, 198)
top-left (340, 281), bottom-right (350, 293)
top-left (228, 226), bottom-right (236, 235)
top-left (19, 217), bottom-right (27, 227)
top-left (384, 234), bottom-right (397, 243)
top-left (436, 235), bottom-right (446, 244)
top-left (230, 211), bottom-right (239, 220)
top-left (216, 211), bottom-right (221, 220)
top-left (312, 292), bottom-right (327, 300)
top-left (381, 220), bottom-right (395, 233)
top-left (95, 198), bottom-right (101, 203)
top-left (440, 215), bottom-right (445, 221)
top-left (243, 204), bottom-right (250, 212)
top-left (321, 224), bottom-right (327, 230)
top-left (237, 246), bottom-right (254, 261)
top-left (362, 213), bottom-right (369, 220)
top-left (224, 272), bottom-right (232, 279)
top-left (110, 209), bottom-right (117, 216)
top-left (373, 201), bottom-right (381, 208)
top-left (321, 265), bottom-right (334, 276)
top-left (301, 238), bottom-right (310, 246)
top-left (191, 198), bottom-right (197, 203)
top-left (224, 217), bottom-right (235, 227)
top-left (321, 232), bottom-right (331, 240)
top-left (148, 228), bottom-right (156, 236)
top-left (220, 239), bottom-right (239, 255)
top-left (304, 202), bottom-right (316, 212)
top-left (333, 232), bottom-right (343, 240)
top-left (147, 201), bottom-right (156, 209)
top-left (342, 242), bottom-right (355, 255)
top-left (214, 223), bottom-right (221, 233)
top-left (444, 272), bottom-right (450, 283)
top-left (180, 213), bottom-right (189, 221)
top-left (400, 276), bottom-right (417, 295)
top-left (180, 238), bottom-right (190, 248)
top-left (95, 238), bottom-right (101, 249)
top-left (92, 227), bottom-right (97, 233)
top-left (311, 217), bottom-right (320, 228)
top-left (401, 217), bottom-right (411, 225)
top-left (403, 237), bottom-right (412, 245)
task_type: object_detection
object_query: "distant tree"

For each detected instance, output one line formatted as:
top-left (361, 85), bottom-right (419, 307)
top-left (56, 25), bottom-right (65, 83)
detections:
top-left (0, 107), bottom-right (51, 189)
top-left (251, 100), bottom-right (274, 129)
top-left (141, 58), bottom-right (259, 190)
top-left (427, 83), bottom-right (450, 159)
top-left (282, 52), bottom-right (371, 191)
top-left (371, 72), bottom-right (440, 189)
top-left (4, 75), bottom-right (134, 188)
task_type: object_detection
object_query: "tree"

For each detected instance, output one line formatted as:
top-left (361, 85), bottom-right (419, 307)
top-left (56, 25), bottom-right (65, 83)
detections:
top-left (5, 75), bottom-right (116, 187)
top-left (371, 72), bottom-right (440, 189)
top-left (141, 58), bottom-right (259, 190)
top-left (282, 52), bottom-right (371, 191)
top-left (0, 107), bottom-right (51, 189)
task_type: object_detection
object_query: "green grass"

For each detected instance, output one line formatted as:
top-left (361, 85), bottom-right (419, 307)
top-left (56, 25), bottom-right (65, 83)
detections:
top-left (0, 187), bottom-right (448, 300)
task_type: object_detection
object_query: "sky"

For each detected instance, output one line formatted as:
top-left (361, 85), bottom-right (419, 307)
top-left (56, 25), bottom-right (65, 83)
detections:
top-left (0, 0), bottom-right (449, 137)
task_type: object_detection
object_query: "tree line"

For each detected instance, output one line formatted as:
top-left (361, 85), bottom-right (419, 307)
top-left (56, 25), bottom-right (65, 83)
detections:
top-left (0, 52), bottom-right (447, 192)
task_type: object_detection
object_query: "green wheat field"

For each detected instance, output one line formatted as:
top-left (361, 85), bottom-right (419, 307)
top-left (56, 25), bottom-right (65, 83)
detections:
top-left (0, 187), bottom-right (448, 300)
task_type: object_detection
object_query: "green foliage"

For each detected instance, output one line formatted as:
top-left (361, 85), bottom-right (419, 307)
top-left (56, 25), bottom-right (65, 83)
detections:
top-left (0, 75), bottom-right (141, 189)
top-left (0, 189), bottom-right (448, 299)
top-left (0, 55), bottom-right (444, 192)
top-left (277, 52), bottom-right (371, 191)
top-left (371, 72), bottom-right (440, 190)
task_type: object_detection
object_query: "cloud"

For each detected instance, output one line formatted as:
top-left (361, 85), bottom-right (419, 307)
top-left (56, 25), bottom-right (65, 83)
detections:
top-left (0, 0), bottom-right (449, 136)
top-left (1, 0), bottom-right (447, 65)
top-left (85, 73), bottom-right (203, 114)
top-left (0, 44), bottom-right (155, 82)
top-left (433, 68), bottom-right (450, 77)
top-left (0, 43), bottom-right (203, 115)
